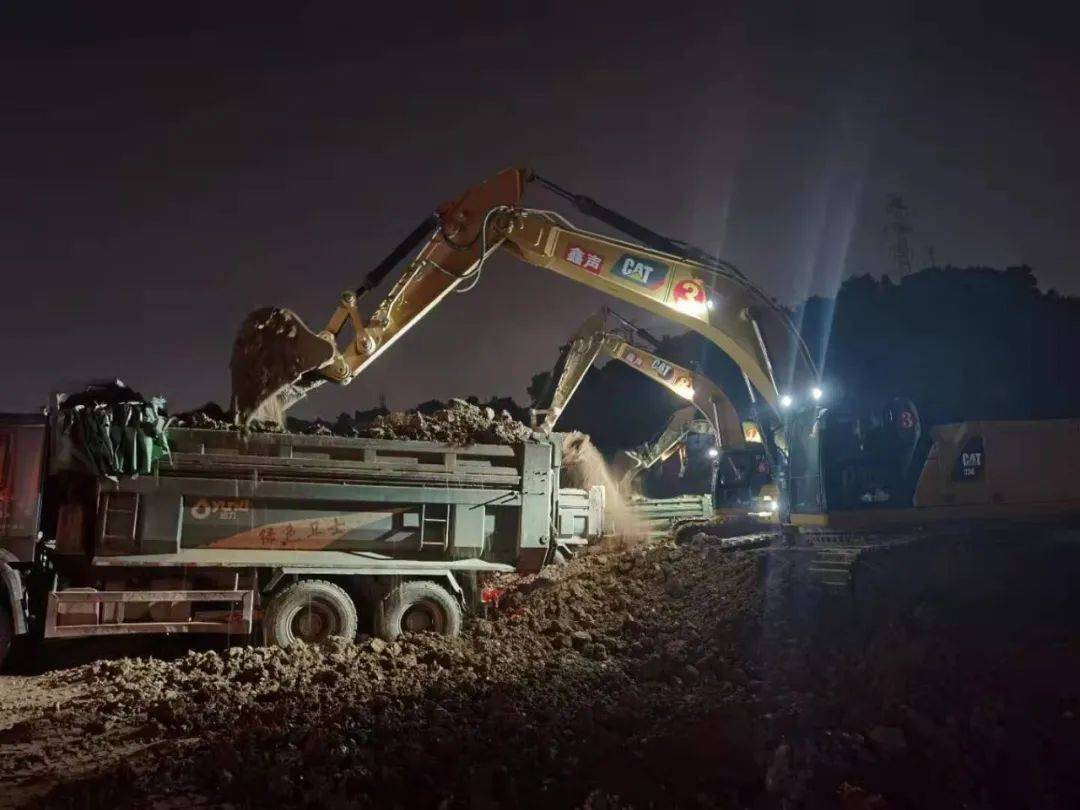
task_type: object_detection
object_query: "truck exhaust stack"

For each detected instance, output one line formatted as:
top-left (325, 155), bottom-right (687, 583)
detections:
top-left (230, 307), bottom-right (336, 425)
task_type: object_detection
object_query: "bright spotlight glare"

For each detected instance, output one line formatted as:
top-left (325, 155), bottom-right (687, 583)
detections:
top-left (811, 386), bottom-right (823, 401)
top-left (779, 394), bottom-right (794, 409)
top-left (672, 298), bottom-right (709, 317)
top-left (707, 447), bottom-right (719, 459)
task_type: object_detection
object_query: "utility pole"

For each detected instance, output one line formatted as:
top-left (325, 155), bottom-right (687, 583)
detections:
top-left (886, 194), bottom-right (914, 276)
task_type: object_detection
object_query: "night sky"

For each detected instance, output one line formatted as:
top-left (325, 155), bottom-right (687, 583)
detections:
top-left (3, 3), bottom-right (1077, 418)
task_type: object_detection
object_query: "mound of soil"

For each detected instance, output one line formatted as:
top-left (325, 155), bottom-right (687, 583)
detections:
top-left (4, 528), bottom-right (1079, 809)
top-left (172, 397), bottom-right (534, 446)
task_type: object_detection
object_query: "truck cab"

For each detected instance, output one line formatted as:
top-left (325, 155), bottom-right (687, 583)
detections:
top-left (0, 413), bottom-right (48, 664)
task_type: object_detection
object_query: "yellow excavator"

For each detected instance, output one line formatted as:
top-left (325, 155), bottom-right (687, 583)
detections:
top-left (230, 168), bottom-right (818, 427)
top-left (230, 167), bottom-right (1080, 531)
top-left (530, 308), bottom-right (780, 519)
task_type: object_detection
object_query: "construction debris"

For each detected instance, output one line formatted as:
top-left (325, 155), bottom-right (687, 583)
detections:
top-left (357, 398), bottom-right (533, 444)
top-left (171, 397), bottom-right (535, 446)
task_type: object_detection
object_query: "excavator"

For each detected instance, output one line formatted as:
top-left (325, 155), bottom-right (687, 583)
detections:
top-left (230, 167), bottom-right (1080, 533)
top-left (529, 309), bottom-right (780, 519)
top-left (230, 168), bottom-right (818, 429)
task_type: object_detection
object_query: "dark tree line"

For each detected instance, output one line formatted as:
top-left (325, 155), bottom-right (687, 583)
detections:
top-left (537, 266), bottom-right (1080, 454)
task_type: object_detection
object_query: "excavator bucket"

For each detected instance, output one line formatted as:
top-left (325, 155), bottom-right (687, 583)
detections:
top-left (230, 307), bottom-right (336, 425)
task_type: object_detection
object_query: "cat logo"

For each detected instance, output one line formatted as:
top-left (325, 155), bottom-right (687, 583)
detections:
top-left (650, 358), bottom-right (674, 379)
top-left (611, 254), bottom-right (669, 290)
top-left (952, 437), bottom-right (985, 482)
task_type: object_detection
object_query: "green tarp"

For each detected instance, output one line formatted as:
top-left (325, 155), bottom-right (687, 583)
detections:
top-left (57, 385), bottom-right (170, 479)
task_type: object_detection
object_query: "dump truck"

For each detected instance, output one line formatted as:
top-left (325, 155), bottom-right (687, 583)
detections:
top-left (0, 393), bottom-right (605, 668)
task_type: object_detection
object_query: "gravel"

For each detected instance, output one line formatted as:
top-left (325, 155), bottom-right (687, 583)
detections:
top-left (172, 397), bottom-right (534, 446)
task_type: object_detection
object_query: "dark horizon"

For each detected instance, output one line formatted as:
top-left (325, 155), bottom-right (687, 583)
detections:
top-left (3, 2), bottom-right (1078, 416)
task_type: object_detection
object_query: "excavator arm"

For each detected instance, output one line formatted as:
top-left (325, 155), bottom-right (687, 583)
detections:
top-left (231, 168), bottom-right (818, 424)
top-left (533, 310), bottom-right (747, 453)
top-left (609, 405), bottom-right (712, 495)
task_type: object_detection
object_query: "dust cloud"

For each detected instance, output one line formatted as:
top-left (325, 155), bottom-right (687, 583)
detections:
top-left (558, 431), bottom-right (648, 539)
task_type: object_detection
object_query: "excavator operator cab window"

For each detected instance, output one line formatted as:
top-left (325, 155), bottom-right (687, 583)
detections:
top-left (817, 400), bottom-right (923, 510)
top-left (714, 448), bottom-right (769, 507)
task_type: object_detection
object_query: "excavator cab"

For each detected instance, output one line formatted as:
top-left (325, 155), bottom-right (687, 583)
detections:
top-left (788, 399), bottom-right (923, 513)
top-left (714, 447), bottom-right (771, 505)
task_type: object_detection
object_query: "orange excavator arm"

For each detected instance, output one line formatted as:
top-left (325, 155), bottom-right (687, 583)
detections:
top-left (231, 168), bottom-right (818, 424)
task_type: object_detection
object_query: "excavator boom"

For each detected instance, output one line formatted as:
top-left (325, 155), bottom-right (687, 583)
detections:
top-left (534, 310), bottom-right (747, 453)
top-left (230, 168), bottom-right (817, 424)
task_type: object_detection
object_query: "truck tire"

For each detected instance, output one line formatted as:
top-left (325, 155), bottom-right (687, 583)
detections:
top-left (0, 602), bottom-right (12, 671)
top-left (379, 580), bottom-right (462, 640)
top-left (263, 580), bottom-right (358, 647)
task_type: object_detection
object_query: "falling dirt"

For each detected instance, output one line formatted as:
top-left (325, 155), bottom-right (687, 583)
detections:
top-left (229, 307), bottom-right (329, 425)
top-left (560, 431), bottom-right (648, 537)
top-left (2, 526), bottom-right (1078, 809)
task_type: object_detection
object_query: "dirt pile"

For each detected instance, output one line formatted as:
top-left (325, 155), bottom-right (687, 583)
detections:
top-left (39, 539), bottom-right (766, 809)
top-left (358, 398), bottom-right (533, 444)
top-left (172, 398), bottom-right (534, 446)
top-left (8, 529), bottom-right (1080, 809)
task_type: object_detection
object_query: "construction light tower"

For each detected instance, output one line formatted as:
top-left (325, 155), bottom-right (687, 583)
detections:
top-left (886, 194), bottom-right (914, 276)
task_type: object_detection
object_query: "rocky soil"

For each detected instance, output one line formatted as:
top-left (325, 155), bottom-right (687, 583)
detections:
top-left (1, 528), bottom-right (1079, 809)
top-left (173, 397), bottom-right (535, 446)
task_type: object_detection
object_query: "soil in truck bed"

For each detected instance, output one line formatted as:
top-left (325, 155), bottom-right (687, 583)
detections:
top-left (173, 396), bottom-right (535, 446)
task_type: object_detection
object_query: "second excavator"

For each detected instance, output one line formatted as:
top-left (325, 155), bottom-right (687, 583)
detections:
top-left (531, 308), bottom-right (780, 519)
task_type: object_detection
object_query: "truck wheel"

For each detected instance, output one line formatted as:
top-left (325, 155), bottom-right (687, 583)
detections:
top-left (264, 580), bottom-right (358, 647)
top-left (0, 602), bottom-right (12, 671)
top-left (379, 581), bottom-right (462, 640)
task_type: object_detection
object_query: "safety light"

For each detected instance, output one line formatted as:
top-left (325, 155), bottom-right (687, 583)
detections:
top-left (811, 386), bottom-right (823, 401)
top-left (672, 298), bottom-right (709, 317)
top-left (707, 447), bottom-right (719, 459)
top-left (779, 394), bottom-right (794, 409)
top-left (675, 385), bottom-right (695, 401)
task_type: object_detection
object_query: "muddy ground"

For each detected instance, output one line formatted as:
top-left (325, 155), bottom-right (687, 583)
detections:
top-left (2, 526), bottom-right (1079, 809)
